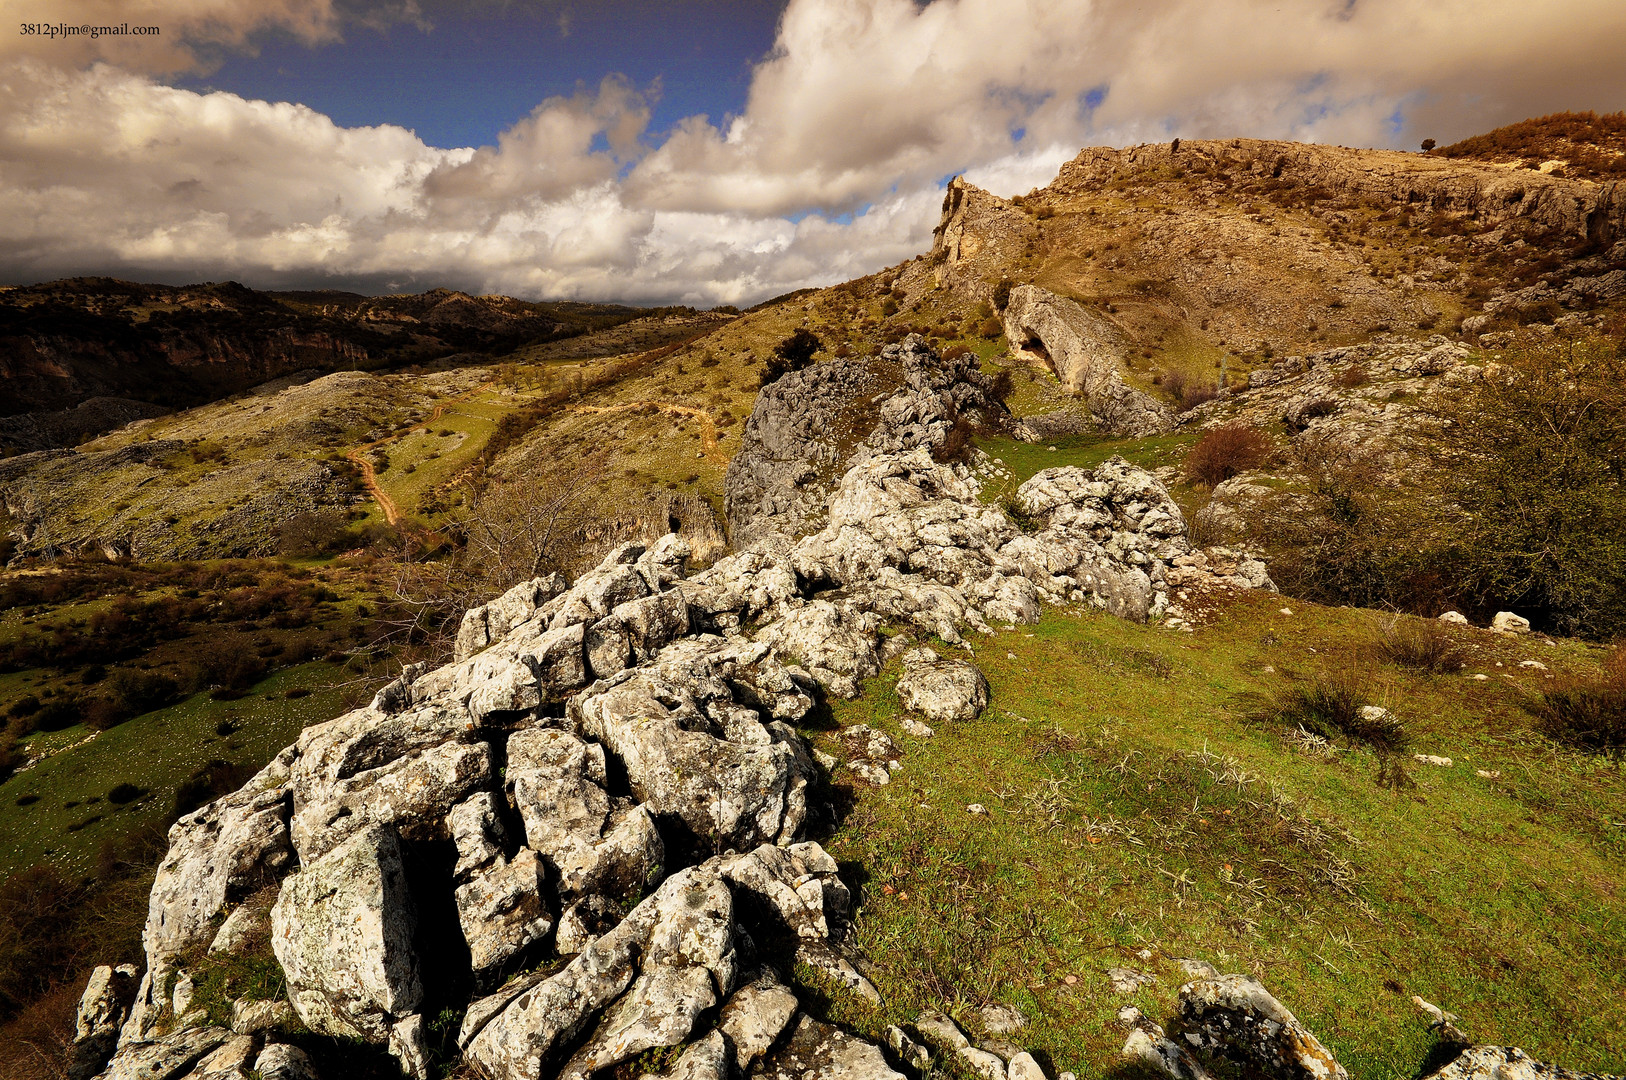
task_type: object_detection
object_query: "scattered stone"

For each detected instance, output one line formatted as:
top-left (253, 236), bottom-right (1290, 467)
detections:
top-left (884, 1025), bottom-right (933, 1072)
top-left (231, 997), bottom-right (295, 1034)
top-left (209, 904), bottom-right (269, 957)
top-left (1008, 1052), bottom-right (1047, 1080)
top-left (1107, 967), bottom-right (1158, 994)
top-left (1438, 611), bottom-right (1469, 625)
top-left (1414, 754), bottom-right (1453, 767)
top-left (757, 1015), bottom-right (907, 1080)
top-left (1492, 612), bottom-right (1531, 634)
top-left (1476, 769), bottom-right (1503, 780)
top-left (967, 803), bottom-right (988, 815)
top-left (901, 718), bottom-right (935, 737)
top-left (254, 1043), bottom-right (319, 1080)
top-left (718, 971), bottom-right (801, 1072)
top-left (978, 1003), bottom-right (1026, 1035)
top-left (1419, 1045), bottom-right (1624, 1080)
top-left (1518, 660), bottom-right (1548, 670)
top-left (1176, 959), bottom-right (1219, 979)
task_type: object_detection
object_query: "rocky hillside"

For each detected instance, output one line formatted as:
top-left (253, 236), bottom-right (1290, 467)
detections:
top-left (0, 278), bottom-right (646, 445)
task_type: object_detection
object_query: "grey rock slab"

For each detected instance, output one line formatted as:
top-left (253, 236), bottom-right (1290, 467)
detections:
top-left (1107, 967), bottom-right (1158, 994)
top-left (1178, 974), bottom-right (1348, 1080)
top-left (454, 573), bottom-right (569, 662)
top-left (254, 1043), bottom-right (319, 1080)
top-left (884, 1025), bottom-right (933, 1072)
top-left (270, 825), bottom-right (422, 1042)
top-left (183, 1034), bottom-right (258, 1080)
top-left (718, 971), bottom-right (800, 1071)
top-left (454, 848), bottom-right (553, 984)
top-left (915, 1011), bottom-right (971, 1052)
top-left (506, 727), bottom-right (662, 903)
top-left (389, 1013), bottom-right (432, 1080)
top-left (757, 1015), bottom-right (907, 1080)
top-left (101, 1026), bottom-right (231, 1080)
top-left (446, 790), bottom-right (510, 880)
top-left (575, 669), bottom-right (814, 851)
top-left (557, 964), bottom-right (719, 1080)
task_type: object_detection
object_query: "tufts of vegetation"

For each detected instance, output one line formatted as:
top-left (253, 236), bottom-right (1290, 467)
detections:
top-left (1437, 110), bottom-right (1626, 181)
top-left (1532, 646), bottom-right (1626, 757)
top-left (1186, 424), bottom-right (1272, 486)
top-left (1243, 674), bottom-right (1409, 754)
top-left (1374, 619), bottom-right (1468, 674)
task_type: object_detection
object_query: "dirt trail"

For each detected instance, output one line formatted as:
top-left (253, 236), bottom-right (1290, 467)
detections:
top-left (346, 378), bottom-right (500, 526)
top-left (564, 401), bottom-right (727, 466)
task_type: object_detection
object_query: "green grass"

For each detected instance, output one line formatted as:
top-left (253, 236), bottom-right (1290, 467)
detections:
top-left (804, 592), bottom-right (1626, 1079)
top-left (0, 663), bottom-right (351, 880)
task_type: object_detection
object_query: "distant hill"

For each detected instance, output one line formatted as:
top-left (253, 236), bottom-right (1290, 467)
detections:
top-left (0, 277), bottom-right (648, 435)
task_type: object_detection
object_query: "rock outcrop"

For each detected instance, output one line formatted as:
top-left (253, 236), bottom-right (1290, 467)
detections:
top-left (84, 338), bottom-right (1275, 1080)
top-left (724, 335), bottom-right (1003, 544)
top-left (1001, 285), bottom-right (1175, 437)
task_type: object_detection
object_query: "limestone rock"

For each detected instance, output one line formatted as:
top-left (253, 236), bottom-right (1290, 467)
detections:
top-left (208, 904), bottom-right (269, 957)
top-left (100, 1026), bottom-right (231, 1080)
top-left (575, 666), bottom-right (813, 851)
top-left (505, 727), bottom-right (663, 904)
top-left (1492, 611), bottom-right (1531, 634)
top-left (555, 894), bottom-right (625, 955)
top-left (884, 1025), bottom-right (933, 1072)
top-left (1439, 611), bottom-right (1469, 625)
top-left (185, 1034), bottom-right (259, 1080)
top-left (1178, 974), bottom-right (1348, 1080)
top-left (447, 791), bottom-right (510, 879)
top-left (71, 964), bottom-right (139, 1080)
top-left (454, 573), bottom-right (569, 662)
top-left (253, 1043), bottom-right (320, 1080)
top-left (1002, 285), bottom-right (1174, 437)
top-left (897, 648), bottom-right (989, 723)
top-left (270, 825), bottom-right (422, 1043)
top-left (230, 998), bottom-right (295, 1034)
top-left (1421, 1046), bottom-right (1623, 1080)
top-left (718, 971), bottom-right (801, 1071)
top-left (757, 1015), bottom-right (907, 1080)
top-left (454, 848), bottom-right (553, 987)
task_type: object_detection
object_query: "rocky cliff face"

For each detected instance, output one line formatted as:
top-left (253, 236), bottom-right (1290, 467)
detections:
top-left (74, 340), bottom-right (1276, 1080)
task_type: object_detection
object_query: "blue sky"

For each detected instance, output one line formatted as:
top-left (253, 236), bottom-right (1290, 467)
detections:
top-left (173, 2), bottom-right (786, 150)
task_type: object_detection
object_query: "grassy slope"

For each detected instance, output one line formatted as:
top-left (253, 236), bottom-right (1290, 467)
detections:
top-left (0, 663), bottom-right (352, 877)
top-left (806, 593), bottom-right (1624, 1078)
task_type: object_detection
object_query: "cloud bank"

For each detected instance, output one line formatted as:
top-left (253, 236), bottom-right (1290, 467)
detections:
top-left (2, 0), bottom-right (1624, 303)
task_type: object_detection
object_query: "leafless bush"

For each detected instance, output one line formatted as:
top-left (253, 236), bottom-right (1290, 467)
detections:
top-left (1375, 619), bottom-right (1467, 674)
top-left (1185, 424), bottom-right (1272, 486)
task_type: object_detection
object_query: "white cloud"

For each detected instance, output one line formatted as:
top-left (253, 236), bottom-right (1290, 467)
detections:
top-left (1, 0), bottom-right (1624, 303)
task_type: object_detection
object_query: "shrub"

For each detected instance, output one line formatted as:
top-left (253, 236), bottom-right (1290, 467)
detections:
top-left (107, 783), bottom-right (144, 805)
top-left (1533, 647), bottom-right (1626, 756)
top-left (1162, 370), bottom-right (1219, 410)
top-left (1186, 424), bottom-right (1272, 486)
top-left (277, 510), bottom-right (352, 556)
top-left (1429, 337), bottom-right (1626, 638)
top-left (1336, 364), bottom-right (1369, 389)
top-left (930, 416), bottom-right (978, 465)
top-left (1244, 675), bottom-right (1409, 753)
top-left (1375, 619), bottom-right (1466, 674)
top-left (173, 760), bottom-right (250, 820)
top-left (31, 699), bottom-right (80, 733)
top-left (992, 280), bottom-right (1012, 311)
top-left (760, 330), bottom-right (821, 387)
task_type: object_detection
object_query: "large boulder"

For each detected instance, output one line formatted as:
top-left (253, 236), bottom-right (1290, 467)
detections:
top-left (270, 825), bottom-right (422, 1043)
top-left (71, 964), bottom-right (139, 1080)
top-left (1177, 974), bottom-right (1348, 1080)
top-left (896, 647), bottom-right (989, 723)
top-left (505, 727), bottom-right (663, 904)
top-left (1002, 285), bottom-right (1174, 436)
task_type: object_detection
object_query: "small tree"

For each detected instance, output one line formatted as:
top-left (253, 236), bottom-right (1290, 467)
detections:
top-left (1420, 138), bottom-right (1437, 152)
top-left (761, 330), bottom-right (821, 386)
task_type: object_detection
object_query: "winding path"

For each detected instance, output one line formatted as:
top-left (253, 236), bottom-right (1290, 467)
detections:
top-left (346, 377), bottom-right (501, 527)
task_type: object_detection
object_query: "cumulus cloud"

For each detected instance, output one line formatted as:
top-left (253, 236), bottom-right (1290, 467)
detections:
top-left (0, 0), bottom-right (1623, 303)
